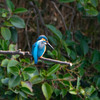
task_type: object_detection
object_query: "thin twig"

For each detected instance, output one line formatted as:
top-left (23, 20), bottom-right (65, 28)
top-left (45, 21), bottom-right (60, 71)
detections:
top-left (33, 8), bottom-right (40, 36)
top-left (0, 50), bottom-right (72, 66)
top-left (51, 1), bottom-right (68, 30)
top-left (69, 6), bottom-right (75, 30)
top-left (57, 2), bottom-right (76, 39)
top-left (58, 2), bottom-right (75, 30)
top-left (40, 57), bottom-right (72, 66)
top-left (52, 78), bottom-right (77, 82)
top-left (0, 50), bottom-right (31, 56)
top-left (53, 0), bottom-right (76, 31)
top-left (36, 16), bottom-right (40, 36)
top-left (29, 1), bottom-right (48, 35)
top-left (25, 9), bottom-right (31, 52)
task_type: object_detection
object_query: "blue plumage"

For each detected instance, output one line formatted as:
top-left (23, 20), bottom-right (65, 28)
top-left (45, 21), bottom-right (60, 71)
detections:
top-left (37, 35), bottom-right (48, 41)
top-left (32, 35), bottom-right (53, 64)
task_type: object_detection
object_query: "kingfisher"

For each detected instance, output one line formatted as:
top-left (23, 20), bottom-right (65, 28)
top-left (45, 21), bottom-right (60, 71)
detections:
top-left (32, 35), bottom-right (54, 64)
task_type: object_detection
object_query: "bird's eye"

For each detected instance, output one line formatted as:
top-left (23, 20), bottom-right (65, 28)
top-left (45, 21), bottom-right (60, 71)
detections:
top-left (43, 41), bottom-right (47, 45)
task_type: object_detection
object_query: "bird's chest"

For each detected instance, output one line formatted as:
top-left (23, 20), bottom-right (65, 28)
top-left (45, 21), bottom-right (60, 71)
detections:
top-left (38, 43), bottom-right (46, 57)
top-left (38, 43), bottom-right (45, 49)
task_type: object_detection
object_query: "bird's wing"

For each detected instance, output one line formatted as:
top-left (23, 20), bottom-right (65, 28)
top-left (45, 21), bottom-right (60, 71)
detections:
top-left (32, 42), bottom-right (39, 64)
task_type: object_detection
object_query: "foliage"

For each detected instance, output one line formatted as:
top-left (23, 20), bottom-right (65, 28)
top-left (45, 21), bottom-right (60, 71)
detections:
top-left (0, 0), bottom-right (100, 100)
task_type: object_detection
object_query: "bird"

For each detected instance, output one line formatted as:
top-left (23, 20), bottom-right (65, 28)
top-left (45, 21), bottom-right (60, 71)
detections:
top-left (32, 35), bottom-right (54, 64)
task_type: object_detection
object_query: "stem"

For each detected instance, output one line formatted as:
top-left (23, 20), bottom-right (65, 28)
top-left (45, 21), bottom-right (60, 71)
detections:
top-left (0, 50), bottom-right (72, 66)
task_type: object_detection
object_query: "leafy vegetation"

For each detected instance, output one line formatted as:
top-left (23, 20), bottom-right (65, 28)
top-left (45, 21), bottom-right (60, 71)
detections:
top-left (0, 0), bottom-right (100, 100)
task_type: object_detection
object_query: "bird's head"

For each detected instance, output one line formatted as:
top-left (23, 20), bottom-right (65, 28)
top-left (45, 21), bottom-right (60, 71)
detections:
top-left (37, 35), bottom-right (48, 41)
top-left (37, 35), bottom-right (54, 49)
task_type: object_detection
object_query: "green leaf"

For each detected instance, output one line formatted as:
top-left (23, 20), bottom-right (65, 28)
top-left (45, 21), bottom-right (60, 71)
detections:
top-left (7, 60), bottom-right (19, 67)
top-left (47, 64), bottom-right (60, 76)
top-left (5, 91), bottom-right (13, 95)
top-left (80, 88), bottom-right (85, 95)
top-left (6, 0), bottom-right (15, 12)
top-left (21, 58), bottom-right (30, 64)
top-left (54, 88), bottom-right (60, 96)
top-left (21, 81), bottom-right (33, 92)
top-left (66, 30), bottom-right (72, 40)
top-left (78, 67), bottom-right (85, 76)
top-left (80, 40), bottom-right (89, 55)
top-left (86, 7), bottom-right (98, 16)
top-left (11, 89), bottom-right (19, 94)
top-left (0, 39), bottom-right (9, 50)
top-left (85, 85), bottom-right (95, 96)
top-left (9, 44), bottom-right (15, 51)
top-left (75, 31), bottom-right (84, 42)
top-left (62, 40), bottom-right (71, 56)
top-left (9, 75), bottom-right (21, 88)
top-left (30, 75), bottom-right (44, 85)
top-left (2, 12), bottom-right (7, 17)
top-left (21, 87), bottom-right (34, 95)
top-left (92, 50), bottom-right (100, 64)
top-left (10, 15), bottom-right (25, 28)
top-left (76, 77), bottom-right (80, 90)
top-left (48, 36), bottom-right (58, 46)
top-left (97, 13), bottom-right (100, 23)
top-left (52, 50), bottom-right (58, 58)
top-left (94, 64), bottom-right (100, 72)
top-left (7, 59), bottom-right (19, 73)
top-left (19, 91), bottom-right (27, 98)
top-left (96, 78), bottom-right (100, 90)
top-left (61, 89), bottom-right (67, 98)
top-left (70, 50), bottom-right (76, 60)
top-left (59, 0), bottom-right (75, 3)
top-left (9, 66), bottom-right (19, 75)
top-left (1, 78), bottom-right (9, 85)
top-left (46, 25), bottom-right (62, 40)
top-left (14, 8), bottom-right (28, 14)
top-left (42, 82), bottom-right (53, 100)
top-left (1, 27), bottom-right (11, 40)
top-left (10, 27), bottom-right (18, 43)
top-left (9, 44), bottom-right (20, 59)
top-left (23, 67), bottom-right (35, 74)
top-left (47, 50), bottom-right (55, 59)
top-left (90, 0), bottom-right (98, 7)
top-left (3, 21), bottom-right (13, 27)
top-left (69, 86), bottom-right (77, 95)
top-left (69, 89), bottom-right (77, 95)
top-left (1, 59), bottom-right (9, 67)
top-left (63, 73), bottom-right (71, 78)
top-left (22, 72), bottom-right (29, 81)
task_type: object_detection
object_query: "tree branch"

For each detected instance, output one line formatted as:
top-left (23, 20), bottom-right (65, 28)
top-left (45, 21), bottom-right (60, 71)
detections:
top-left (0, 50), bottom-right (72, 66)
top-left (25, 9), bottom-right (31, 52)
top-left (29, 1), bottom-right (48, 36)
top-left (33, 8), bottom-right (40, 36)
top-left (51, 1), bottom-right (68, 30)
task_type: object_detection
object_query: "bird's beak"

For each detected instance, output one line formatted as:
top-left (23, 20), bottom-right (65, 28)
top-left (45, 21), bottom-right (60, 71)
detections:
top-left (47, 42), bottom-right (54, 50)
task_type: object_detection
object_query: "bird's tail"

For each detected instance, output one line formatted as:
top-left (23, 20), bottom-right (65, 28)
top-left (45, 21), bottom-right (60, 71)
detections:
top-left (32, 44), bottom-right (38, 64)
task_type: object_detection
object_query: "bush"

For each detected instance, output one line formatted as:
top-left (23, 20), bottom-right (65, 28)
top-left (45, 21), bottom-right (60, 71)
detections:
top-left (0, 0), bottom-right (100, 100)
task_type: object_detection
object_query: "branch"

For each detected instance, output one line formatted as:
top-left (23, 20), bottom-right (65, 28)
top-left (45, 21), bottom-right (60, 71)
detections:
top-left (29, 1), bottom-right (48, 35)
top-left (52, 0), bottom-right (75, 30)
top-left (51, 1), bottom-right (68, 30)
top-left (0, 50), bottom-right (31, 56)
top-left (0, 50), bottom-right (72, 66)
top-left (25, 9), bottom-right (31, 52)
top-left (33, 8), bottom-right (40, 36)
top-left (40, 57), bottom-right (72, 66)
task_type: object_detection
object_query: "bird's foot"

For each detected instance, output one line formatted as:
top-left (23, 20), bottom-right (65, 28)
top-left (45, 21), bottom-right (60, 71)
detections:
top-left (39, 56), bottom-right (42, 58)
